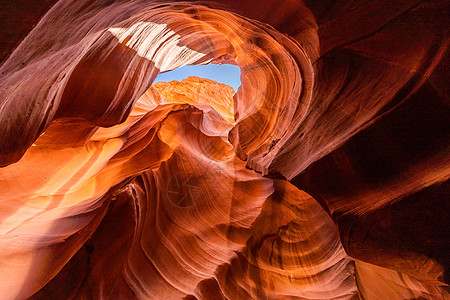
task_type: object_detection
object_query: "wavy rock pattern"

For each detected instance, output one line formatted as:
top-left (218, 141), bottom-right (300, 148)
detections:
top-left (0, 0), bottom-right (448, 299)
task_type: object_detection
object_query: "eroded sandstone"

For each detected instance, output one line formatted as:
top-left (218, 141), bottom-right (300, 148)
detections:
top-left (0, 0), bottom-right (448, 299)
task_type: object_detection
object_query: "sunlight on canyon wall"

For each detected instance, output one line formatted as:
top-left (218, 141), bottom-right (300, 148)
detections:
top-left (0, 0), bottom-right (448, 299)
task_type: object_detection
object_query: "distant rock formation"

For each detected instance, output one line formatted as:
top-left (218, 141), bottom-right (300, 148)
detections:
top-left (151, 76), bottom-right (235, 123)
top-left (0, 0), bottom-right (448, 299)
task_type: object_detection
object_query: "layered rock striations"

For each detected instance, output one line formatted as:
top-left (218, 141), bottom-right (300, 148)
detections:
top-left (150, 76), bottom-right (235, 123)
top-left (0, 0), bottom-right (448, 299)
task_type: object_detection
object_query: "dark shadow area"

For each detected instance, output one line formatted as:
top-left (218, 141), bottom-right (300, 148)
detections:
top-left (292, 70), bottom-right (450, 283)
top-left (0, 0), bottom-right (58, 66)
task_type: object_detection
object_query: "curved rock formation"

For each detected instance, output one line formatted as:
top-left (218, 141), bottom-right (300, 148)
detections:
top-left (0, 0), bottom-right (448, 299)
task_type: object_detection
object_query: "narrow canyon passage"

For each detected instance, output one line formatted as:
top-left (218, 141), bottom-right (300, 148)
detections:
top-left (27, 77), bottom-right (354, 299)
top-left (0, 0), bottom-right (448, 299)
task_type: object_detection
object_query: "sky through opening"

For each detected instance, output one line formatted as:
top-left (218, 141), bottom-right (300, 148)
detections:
top-left (153, 64), bottom-right (241, 91)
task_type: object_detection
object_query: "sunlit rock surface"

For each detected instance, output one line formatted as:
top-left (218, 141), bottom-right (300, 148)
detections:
top-left (150, 76), bottom-right (235, 123)
top-left (0, 0), bottom-right (448, 299)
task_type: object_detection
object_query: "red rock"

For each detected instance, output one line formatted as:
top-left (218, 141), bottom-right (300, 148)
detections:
top-left (0, 0), bottom-right (448, 299)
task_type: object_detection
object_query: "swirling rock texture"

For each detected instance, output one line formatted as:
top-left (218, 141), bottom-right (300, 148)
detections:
top-left (0, 0), bottom-right (448, 299)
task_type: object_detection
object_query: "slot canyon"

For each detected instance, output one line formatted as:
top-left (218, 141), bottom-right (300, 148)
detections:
top-left (0, 0), bottom-right (448, 299)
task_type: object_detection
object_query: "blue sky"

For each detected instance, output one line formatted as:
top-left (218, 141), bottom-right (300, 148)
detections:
top-left (153, 64), bottom-right (241, 91)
